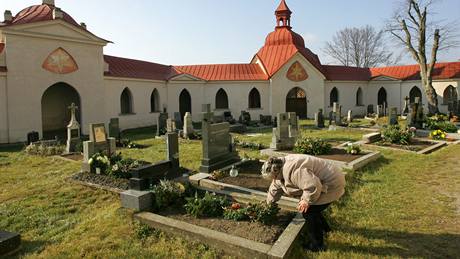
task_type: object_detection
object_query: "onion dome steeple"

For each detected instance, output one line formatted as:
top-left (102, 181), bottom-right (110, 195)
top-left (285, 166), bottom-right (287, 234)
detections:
top-left (275, 0), bottom-right (292, 29)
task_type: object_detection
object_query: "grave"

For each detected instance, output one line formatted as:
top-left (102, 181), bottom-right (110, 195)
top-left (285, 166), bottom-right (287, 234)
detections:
top-left (121, 132), bottom-right (181, 211)
top-left (166, 118), bottom-right (176, 133)
top-left (156, 112), bottom-right (168, 136)
top-left (239, 111), bottom-right (251, 126)
top-left (183, 112), bottom-right (195, 139)
top-left (174, 112), bottom-right (183, 129)
top-left (376, 105), bottom-right (383, 118)
top-left (347, 110), bottom-right (353, 123)
top-left (402, 96), bottom-right (410, 116)
top-left (314, 109), bottom-right (325, 128)
top-left (408, 97), bottom-right (425, 128)
top-left (26, 131), bottom-right (39, 145)
top-left (388, 107), bottom-right (398, 125)
top-left (335, 103), bottom-right (343, 125)
top-left (270, 113), bottom-right (299, 151)
top-left (109, 118), bottom-right (121, 141)
top-left (223, 111), bottom-right (236, 124)
top-left (81, 123), bottom-right (116, 173)
top-left (0, 231), bottom-right (21, 256)
top-left (362, 132), bottom-right (382, 144)
top-left (200, 104), bottom-right (240, 173)
top-left (65, 103), bottom-right (81, 153)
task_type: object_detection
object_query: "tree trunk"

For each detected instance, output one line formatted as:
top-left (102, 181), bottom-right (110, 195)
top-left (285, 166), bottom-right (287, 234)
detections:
top-left (424, 79), bottom-right (439, 114)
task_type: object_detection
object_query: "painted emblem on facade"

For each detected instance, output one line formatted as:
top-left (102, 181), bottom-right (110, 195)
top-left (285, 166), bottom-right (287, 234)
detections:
top-left (287, 61), bottom-right (308, 82)
top-left (42, 48), bottom-right (78, 74)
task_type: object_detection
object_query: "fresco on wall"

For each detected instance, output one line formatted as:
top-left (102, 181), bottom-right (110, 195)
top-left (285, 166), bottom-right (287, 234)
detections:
top-left (42, 48), bottom-right (78, 74)
top-left (287, 61), bottom-right (308, 82)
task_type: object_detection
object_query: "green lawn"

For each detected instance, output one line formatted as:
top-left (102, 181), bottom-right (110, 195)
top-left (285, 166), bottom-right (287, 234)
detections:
top-left (1, 127), bottom-right (459, 258)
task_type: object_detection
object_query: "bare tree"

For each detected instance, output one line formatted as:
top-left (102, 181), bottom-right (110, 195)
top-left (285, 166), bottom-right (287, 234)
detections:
top-left (323, 25), bottom-right (398, 68)
top-left (387, 0), bottom-right (459, 114)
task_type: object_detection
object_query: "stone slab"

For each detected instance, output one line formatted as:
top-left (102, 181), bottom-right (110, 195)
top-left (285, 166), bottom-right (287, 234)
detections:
top-left (120, 190), bottom-right (153, 211)
top-left (416, 142), bottom-right (447, 155)
top-left (362, 132), bottom-right (382, 144)
top-left (267, 213), bottom-right (305, 259)
top-left (135, 212), bottom-right (271, 258)
top-left (0, 231), bottom-right (21, 256)
top-left (188, 173), bottom-right (211, 185)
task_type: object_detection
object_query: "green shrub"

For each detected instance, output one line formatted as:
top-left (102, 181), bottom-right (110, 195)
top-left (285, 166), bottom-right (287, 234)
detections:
top-left (381, 125), bottom-right (412, 145)
top-left (223, 203), bottom-right (249, 221)
top-left (426, 120), bottom-right (457, 133)
top-left (246, 202), bottom-right (280, 225)
top-left (151, 180), bottom-right (187, 210)
top-left (345, 143), bottom-right (361, 155)
top-left (294, 136), bottom-right (332, 155)
top-left (184, 192), bottom-right (230, 218)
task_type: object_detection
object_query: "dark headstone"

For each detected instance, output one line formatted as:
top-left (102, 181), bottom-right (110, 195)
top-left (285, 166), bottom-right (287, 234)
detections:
top-left (0, 231), bottom-right (21, 256)
top-left (156, 113), bottom-right (168, 136)
top-left (224, 111), bottom-right (236, 124)
top-left (388, 107), bottom-right (398, 125)
top-left (315, 109), bottom-right (325, 128)
top-left (27, 131), bottom-right (39, 145)
top-left (367, 105), bottom-right (374, 115)
top-left (109, 118), bottom-right (120, 140)
top-left (174, 112), bottom-right (183, 129)
top-left (200, 105), bottom-right (240, 173)
top-left (238, 111), bottom-right (251, 126)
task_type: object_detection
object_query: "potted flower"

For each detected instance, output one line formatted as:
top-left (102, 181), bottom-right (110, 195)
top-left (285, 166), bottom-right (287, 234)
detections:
top-left (88, 153), bottom-right (110, 174)
top-left (346, 143), bottom-right (361, 155)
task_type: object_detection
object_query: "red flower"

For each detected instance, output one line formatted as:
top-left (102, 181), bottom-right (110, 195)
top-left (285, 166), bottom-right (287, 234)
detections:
top-left (231, 203), bottom-right (241, 210)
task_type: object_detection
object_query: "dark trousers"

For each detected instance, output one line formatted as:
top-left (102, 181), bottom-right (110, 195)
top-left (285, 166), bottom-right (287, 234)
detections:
top-left (302, 203), bottom-right (331, 248)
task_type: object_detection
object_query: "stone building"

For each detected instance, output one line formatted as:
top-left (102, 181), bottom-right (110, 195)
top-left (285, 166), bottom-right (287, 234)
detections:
top-left (0, 0), bottom-right (459, 143)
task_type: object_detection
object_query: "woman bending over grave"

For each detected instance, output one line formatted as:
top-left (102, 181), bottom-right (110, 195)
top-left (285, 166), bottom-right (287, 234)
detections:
top-left (262, 154), bottom-right (346, 252)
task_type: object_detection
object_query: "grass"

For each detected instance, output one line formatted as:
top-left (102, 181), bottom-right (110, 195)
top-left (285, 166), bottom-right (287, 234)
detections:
top-left (1, 126), bottom-right (459, 258)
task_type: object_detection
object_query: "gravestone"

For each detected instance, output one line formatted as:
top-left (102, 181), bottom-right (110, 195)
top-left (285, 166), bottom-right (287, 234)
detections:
top-left (388, 107), bottom-right (398, 125)
top-left (239, 111), bottom-right (251, 125)
top-left (315, 109), bottom-right (325, 128)
top-left (183, 112), bottom-right (194, 138)
top-left (347, 110), bottom-right (353, 123)
top-left (224, 111), bottom-right (236, 124)
top-left (367, 105), bottom-right (374, 115)
top-left (328, 111), bottom-right (334, 126)
top-left (200, 104), bottom-right (240, 173)
top-left (109, 118), bottom-right (120, 141)
top-left (65, 103), bottom-right (81, 153)
top-left (383, 102), bottom-right (387, 116)
top-left (408, 97), bottom-right (424, 128)
top-left (81, 123), bottom-right (116, 173)
top-left (156, 112), bottom-right (168, 136)
top-left (270, 112), bottom-right (298, 150)
top-left (121, 132), bottom-right (181, 211)
top-left (259, 115), bottom-right (272, 126)
top-left (376, 105), bottom-right (383, 118)
top-left (402, 96), bottom-right (410, 116)
top-left (166, 118), bottom-right (176, 133)
top-left (174, 112), bottom-right (183, 129)
top-left (27, 131), bottom-right (39, 145)
top-left (0, 230), bottom-right (21, 256)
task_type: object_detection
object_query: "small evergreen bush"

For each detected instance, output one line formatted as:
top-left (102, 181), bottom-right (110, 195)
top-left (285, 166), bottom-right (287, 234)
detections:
top-left (184, 192), bottom-right (230, 218)
top-left (381, 125), bottom-right (412, 145)
top-left (294, 136), bottom-right (332, 155)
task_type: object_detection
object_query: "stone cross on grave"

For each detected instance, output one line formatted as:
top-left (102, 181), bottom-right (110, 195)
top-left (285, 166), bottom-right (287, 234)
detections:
top-left (66, 102), bottom-right (81, 153)
top-left (402, 96), bottom-right (410, 115)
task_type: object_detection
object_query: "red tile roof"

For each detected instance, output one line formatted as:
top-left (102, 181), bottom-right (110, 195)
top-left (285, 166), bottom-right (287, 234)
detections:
top-left (104, 55), bottom-right (176, 81)
top-left (4, 4), bottom-right (80, 27)
top-left (255, 27), bottom-right (325, 77)
top-left (370, 62), bottom-right (460, 80)
top-left (174, 64), bottom-right (268, 81)
top-left (324, 65), bottom-right (371, 81)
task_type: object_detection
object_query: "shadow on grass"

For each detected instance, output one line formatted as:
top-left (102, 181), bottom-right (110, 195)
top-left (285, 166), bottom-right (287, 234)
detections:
top-left (0, 144), bottom-right (24, 153)
top-left (121, 126), bottom-right (156, 142)
top-left (329, 226), bottom-right (460, 258)
top-left (8, 239), bottom-right (50, 259)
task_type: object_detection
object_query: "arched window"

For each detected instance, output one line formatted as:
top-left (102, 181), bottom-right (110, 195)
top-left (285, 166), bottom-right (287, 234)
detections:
top-left (120, 88), bottom-right (133, 114)
top-left (378, 87), bottom-right (387, 106)
top-left (287, 87), bottom-right (306, 98)
top-left (356, 87), bottom-right (363, 106)
top-left (329, 87), bottom-right (339, 107)
top-left (409, 86), bottom-right (422, 104)
top-left (443, 85), bottom-right (458, 105)
top-left (248, 88), bottom-right (261, 109)
top-left (215, 88), bottom-right (229, 109)
top-left (179, 89), bottom-right (192, 118)
top-left (150, 89), bottom-right (160, 112)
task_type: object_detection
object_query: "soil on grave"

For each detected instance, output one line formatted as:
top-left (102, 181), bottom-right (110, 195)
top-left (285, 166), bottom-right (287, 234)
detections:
top-left (373, 139), bottom-right (437, 152)
top-left (158, 206), bottom-right (294, 245)
top-left (317, 148), bottom-right (368, 163)
top-left (61, 153), bottom-right (83, 161)
top-left (71, 172), bottom-right (129, 191)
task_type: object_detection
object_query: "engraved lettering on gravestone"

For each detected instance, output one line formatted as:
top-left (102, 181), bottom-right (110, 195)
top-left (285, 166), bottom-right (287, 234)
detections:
top-left (94, 126), bottom-right (107, 143)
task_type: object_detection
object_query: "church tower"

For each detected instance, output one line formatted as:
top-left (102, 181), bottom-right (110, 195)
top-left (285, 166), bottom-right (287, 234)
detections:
top-left (275, 0), bottom-right (292, 29)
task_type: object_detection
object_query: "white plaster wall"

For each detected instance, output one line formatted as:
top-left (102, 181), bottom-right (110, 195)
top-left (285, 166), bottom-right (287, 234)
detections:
top-left (0, 75), bottom-right (7, 143)
top-left (270, 54), bottom-right (325, 118)
top-left (324, 82), bottom-right (368, 117)
top-left (205, 81), bottom-right (270, 120)
top-left (4, 32), bottom-right (105, 142)
top-left (103, 78), bottom-right (166, 130)
top-left (433, 80), bottom-right (459, 114)
top-left (367, 81), bottom-right (402, 113)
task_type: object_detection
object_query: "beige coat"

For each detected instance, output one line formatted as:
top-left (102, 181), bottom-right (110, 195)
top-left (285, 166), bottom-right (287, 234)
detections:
top-left (267, 154), bottom-right (346, 205)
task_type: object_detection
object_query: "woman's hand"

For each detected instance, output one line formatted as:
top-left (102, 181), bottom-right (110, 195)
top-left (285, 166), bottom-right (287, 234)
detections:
top-left (297, 200), bottom-right (309, 213)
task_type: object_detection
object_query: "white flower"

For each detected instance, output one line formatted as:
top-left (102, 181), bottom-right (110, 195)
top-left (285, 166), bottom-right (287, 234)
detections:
top-left (88, 158), bottom-right (93, 165)
top-left (112, 164), bottom-right (119, 171)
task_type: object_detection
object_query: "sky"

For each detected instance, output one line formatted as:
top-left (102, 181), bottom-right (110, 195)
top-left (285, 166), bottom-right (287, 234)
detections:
top-left (1, 0), bottom-right (460, 66)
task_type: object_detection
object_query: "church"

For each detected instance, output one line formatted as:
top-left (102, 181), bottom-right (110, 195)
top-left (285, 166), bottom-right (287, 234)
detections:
top-left (0, 0), bottom-right (459, 144)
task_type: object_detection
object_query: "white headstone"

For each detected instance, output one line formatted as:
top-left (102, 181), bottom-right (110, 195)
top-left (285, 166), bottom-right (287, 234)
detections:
top-left (183, 112), bottom-right (194, 138)
top-left (347, 110), bottom-right (353, 123)
top-left (66, 103), bottom-right (80, 153)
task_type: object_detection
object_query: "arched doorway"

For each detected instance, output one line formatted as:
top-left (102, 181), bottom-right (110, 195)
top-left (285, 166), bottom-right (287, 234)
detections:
top-left (409, 86), bottom-right (422, 104)
top-left (330, 87), bottom-right (339, 107)
top-left (150, 89), bottom-right (160, 112)
top-left (179, 89), bottom-right (192, 118)
top-left (215, 88), bottom-right (229, 109)
top-left (286, 87), bottom-right (307, 119)
top-left (378, 87), bottom-right (387, 106)
top-left (41, 82), bottom-right (81, 140)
